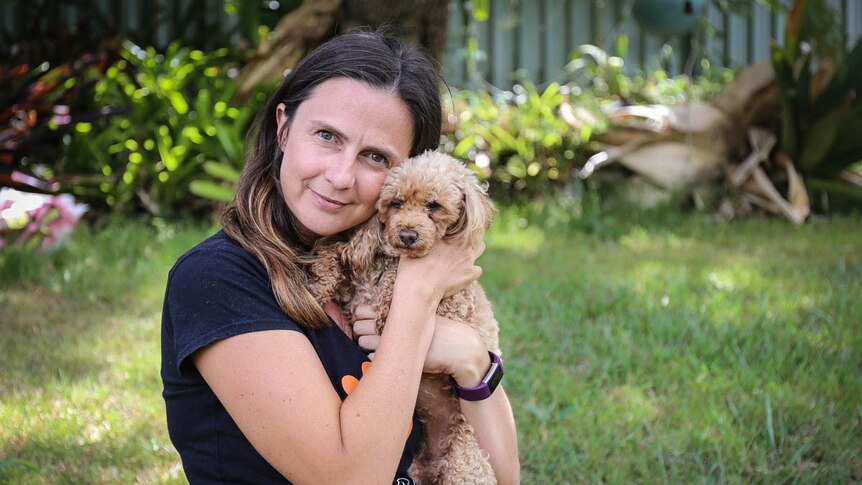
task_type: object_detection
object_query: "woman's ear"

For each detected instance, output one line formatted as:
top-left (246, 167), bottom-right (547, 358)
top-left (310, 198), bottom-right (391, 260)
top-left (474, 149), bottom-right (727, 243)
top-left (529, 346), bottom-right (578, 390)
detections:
top-left (275, 103), bottom-right (289, 147)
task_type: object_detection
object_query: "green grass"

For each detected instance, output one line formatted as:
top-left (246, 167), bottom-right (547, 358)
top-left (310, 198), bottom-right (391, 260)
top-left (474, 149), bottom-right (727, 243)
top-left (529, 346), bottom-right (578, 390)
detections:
top-left (0, 218), bottom-right (218, 484)
top-left (1, 210), bottom-right (861, 483)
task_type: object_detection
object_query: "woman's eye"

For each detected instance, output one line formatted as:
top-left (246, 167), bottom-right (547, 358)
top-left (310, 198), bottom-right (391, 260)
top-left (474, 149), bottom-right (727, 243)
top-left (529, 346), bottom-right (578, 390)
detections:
top-left (369, 153), bottom-right (388, 166)
top-left (317, 130), bottom-right (334, 141)
top-left (427, 201), bottom-right (441, 211)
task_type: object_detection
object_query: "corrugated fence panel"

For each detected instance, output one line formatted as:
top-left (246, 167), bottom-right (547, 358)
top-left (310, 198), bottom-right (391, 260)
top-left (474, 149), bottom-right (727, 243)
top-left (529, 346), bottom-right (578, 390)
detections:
top-left (0, 0), bottom-right (238, 53)
top-left (3, 0), bottom-right (861, 88)
top-left (444, 0), bottom-right (862, 87)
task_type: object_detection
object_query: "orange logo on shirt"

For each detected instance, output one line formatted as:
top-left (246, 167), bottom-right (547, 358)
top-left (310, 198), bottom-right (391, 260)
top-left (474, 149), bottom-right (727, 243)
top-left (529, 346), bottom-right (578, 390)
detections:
top-left (340, 361), bottom-right (413, 439)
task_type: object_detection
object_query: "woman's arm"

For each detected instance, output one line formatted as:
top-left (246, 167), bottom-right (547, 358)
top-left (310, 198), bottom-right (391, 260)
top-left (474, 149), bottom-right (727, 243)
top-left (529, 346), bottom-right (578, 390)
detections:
top-left (193, 304), bottom-right (433, 484)
top-left (462, 388), bottom-right (520, 484)
top-left (354, 311), bottom-right (521, 484)
top-left (449, 335), bottom-right (521, 485)
top-left (192, 239), bottom-right (482, 484)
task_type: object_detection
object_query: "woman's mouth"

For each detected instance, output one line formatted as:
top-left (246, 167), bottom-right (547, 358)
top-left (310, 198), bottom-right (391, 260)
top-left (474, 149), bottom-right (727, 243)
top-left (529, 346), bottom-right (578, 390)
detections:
top-left (311, 189), bottom-right (347, 210)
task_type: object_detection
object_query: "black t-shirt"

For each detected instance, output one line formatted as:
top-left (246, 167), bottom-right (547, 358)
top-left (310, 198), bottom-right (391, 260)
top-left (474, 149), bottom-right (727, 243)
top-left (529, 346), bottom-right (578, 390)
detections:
top-left (161, 230), bottom-right (421, 484)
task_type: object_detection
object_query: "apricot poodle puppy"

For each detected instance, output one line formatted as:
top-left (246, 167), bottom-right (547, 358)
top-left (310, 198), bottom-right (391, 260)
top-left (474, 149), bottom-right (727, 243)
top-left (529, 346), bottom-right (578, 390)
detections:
top-left (308, 150), bottom-right (500, 484)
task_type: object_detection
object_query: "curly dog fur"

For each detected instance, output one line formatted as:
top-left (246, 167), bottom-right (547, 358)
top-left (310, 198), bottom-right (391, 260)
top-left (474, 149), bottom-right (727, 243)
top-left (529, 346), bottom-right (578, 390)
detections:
top-left (307, 150), bottom-right (500, 484)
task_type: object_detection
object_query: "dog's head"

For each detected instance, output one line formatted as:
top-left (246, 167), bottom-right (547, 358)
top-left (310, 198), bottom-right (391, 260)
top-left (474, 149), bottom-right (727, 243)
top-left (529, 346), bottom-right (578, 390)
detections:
top-left (376, 150), bottom-right (495, 258)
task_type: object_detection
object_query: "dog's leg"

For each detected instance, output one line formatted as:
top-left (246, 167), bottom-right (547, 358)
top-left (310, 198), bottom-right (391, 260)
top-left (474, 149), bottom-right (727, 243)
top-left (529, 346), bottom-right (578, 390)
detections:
top-left (410, 375), bottom-right (496, 485)
top-left (372, 267), bottom-right (398, 334)
top-left (438, 414), bottom-right (496, 485)
top-left (307, 242), bottom-right (348, 304)
top-left (466, 284), bottom-right (501, 355)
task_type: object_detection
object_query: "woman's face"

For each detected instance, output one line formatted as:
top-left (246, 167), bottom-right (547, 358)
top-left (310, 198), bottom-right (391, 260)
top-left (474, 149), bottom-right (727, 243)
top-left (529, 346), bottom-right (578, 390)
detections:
top-left (276, 78), bottom-right (414, 238)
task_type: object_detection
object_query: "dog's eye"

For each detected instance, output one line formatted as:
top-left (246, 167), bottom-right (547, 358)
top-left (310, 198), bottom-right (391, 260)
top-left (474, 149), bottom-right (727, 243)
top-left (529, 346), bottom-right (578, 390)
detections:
top-left (426, 201), bottom-right (441, 211)
top-left (390, 199), bottom-right (403, 209)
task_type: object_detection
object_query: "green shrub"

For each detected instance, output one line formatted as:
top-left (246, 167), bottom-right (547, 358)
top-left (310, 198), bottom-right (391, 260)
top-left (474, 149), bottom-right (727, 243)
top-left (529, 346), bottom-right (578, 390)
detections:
top-left (770, 0), bottom-right (862, 203)
top-left (445, 35), bottom-right (734, 203)
top-left (565, 35), bottom-right (733, 106)
top-left (445, 81), bottom-right (607, 201)
top-left (58, 41), bottom-right (269, 218)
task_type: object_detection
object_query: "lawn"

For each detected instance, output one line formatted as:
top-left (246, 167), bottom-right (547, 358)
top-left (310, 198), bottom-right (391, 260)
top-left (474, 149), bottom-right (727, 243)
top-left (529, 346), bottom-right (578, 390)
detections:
top-left (1, 210), bottom-right (860, 483)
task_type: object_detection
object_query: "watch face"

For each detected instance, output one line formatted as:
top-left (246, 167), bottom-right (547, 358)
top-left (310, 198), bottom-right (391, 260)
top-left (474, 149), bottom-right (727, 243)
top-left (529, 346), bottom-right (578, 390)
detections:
top-left (484, 362), bottom-right (503, 393)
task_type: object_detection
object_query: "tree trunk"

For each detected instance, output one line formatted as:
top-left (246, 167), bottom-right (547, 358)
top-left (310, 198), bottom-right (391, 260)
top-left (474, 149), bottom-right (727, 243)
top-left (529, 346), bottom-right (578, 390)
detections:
top-left (235, 0), bottom-right (451, 100)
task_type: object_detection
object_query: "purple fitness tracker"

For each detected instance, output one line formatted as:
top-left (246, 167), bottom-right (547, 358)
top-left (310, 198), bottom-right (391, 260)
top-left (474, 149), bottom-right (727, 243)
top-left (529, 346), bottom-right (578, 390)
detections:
top-left (451, 351), bottom-right (504, 401)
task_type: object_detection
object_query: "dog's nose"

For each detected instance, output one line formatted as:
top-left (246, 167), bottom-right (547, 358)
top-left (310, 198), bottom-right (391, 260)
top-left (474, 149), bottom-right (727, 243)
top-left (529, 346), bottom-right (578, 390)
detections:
top-left (399, 229), bottom-right (419, 246)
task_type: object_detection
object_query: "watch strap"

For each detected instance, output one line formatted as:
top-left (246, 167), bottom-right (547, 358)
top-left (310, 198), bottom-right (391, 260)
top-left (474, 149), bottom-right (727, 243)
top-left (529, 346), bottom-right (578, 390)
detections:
top-left (451, 351), bottom-right (504, 401)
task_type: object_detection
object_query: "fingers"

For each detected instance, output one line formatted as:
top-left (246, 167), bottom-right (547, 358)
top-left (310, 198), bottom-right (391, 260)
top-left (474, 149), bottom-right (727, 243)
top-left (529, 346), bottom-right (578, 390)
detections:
top-left (357, 334), bottom-right (380, 353)
top-left (353, 319), bottom-right (376, 337)
top-left (351, 304), bottom-right (378, 341)
top-left (352, 304), bottom-right (376, 320)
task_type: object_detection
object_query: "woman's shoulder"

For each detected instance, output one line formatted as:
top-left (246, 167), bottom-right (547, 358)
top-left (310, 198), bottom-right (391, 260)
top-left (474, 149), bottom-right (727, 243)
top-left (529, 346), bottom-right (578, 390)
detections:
top-left (176, 229), bottom-right (247, 262)
top-left (170, 229), bottom-right (265, 279)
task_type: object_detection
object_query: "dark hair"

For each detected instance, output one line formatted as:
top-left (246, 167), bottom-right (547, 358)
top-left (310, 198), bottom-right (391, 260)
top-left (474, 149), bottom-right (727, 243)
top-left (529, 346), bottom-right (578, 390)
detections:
top-left (221, 31), bottom-right (443, 329)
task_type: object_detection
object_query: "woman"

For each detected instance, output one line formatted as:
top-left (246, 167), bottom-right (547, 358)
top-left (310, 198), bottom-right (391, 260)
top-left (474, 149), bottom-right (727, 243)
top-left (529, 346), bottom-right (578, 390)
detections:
top-left (161, 31), bottom-right (519, 484)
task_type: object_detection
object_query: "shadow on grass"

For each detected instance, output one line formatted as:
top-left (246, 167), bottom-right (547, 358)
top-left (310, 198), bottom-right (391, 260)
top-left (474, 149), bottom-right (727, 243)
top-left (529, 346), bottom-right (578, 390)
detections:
top-left (0, 418), bottom-right (183, 483)
top-left (481, 216), bottom-right (862, 482)
top-left (0, 219), bottom-right (215, 399)
top-left (0, 288), bottom-right (117, 399)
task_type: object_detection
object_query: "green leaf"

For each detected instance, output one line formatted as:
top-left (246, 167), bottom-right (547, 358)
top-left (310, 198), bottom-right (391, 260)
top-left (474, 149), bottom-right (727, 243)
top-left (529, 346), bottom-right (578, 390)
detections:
top-left (168, 91), bottom-right (189, 115)
top-left (0, 458), bottom-right (39, 471)
top-left (506, 157), bottom-right (527, 178)
top-left (814, 39), bottom-right (862, 117)
top-left (453, 136), bottom-right (476, 157)
top-left (540, 82), bottom-right (561, 105)
top-left (156, 130), bottom-right (178, 172)
top-left (189, 180), bottom-right (235, 202)
top-left (807, 178), bottom-right (862, 203)
top-left (614, 34), bottom-right (629, 58)
top-left (202, 161), bottom-right (241, 183)
top-left (214, 121), bottom-right (242, 161)
top-left (798, 109), bottom-right (841, 172)
top-left (471, 0), bottom-right (489, 21)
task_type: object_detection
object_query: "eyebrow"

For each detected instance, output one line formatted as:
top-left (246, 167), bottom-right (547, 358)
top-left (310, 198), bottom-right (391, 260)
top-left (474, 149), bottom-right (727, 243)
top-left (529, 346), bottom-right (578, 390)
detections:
top-left (309, 119), bottom-right (404, 163)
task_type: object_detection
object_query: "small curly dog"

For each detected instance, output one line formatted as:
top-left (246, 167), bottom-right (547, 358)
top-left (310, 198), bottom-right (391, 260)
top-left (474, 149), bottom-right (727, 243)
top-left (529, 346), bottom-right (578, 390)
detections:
top-left (308, 150), bottom-right (500, 484)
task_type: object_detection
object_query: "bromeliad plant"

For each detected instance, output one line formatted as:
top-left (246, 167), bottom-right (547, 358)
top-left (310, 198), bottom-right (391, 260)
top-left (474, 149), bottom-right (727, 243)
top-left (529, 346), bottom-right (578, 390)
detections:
top-left (1, 53), bottom-right (113, 185)
top-left (770, 0), bottom-right (862, 203)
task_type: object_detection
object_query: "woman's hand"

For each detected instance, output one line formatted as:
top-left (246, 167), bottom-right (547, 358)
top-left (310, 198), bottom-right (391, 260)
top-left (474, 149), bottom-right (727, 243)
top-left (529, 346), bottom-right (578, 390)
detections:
top-left (352, 305), bottom-right (381, 359)
top-left (354, 306), bottom-right (488, 384)
top-left (396, 238), bottom-right (485, 302)
top-left (423, 317), bottom-right (489, 386)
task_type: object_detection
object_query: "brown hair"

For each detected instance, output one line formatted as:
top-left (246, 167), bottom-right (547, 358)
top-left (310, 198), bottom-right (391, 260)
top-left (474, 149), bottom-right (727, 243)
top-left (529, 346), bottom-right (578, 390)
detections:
top-left (220, 31), bottom-right (442, 329)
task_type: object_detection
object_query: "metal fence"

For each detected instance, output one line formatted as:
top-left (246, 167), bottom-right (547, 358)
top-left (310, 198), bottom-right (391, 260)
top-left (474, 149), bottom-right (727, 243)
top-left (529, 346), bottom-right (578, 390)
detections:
top-left (3, 0), bottom-right (862, 88)
top-left (0, 0), bottom-right (241, 52)
top-left (444, 0), bottom-right (862, 87)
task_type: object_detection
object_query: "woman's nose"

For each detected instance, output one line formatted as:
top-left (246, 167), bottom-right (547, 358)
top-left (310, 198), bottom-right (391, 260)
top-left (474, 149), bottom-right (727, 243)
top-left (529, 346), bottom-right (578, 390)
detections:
top-left (324, 155), bottom-right (356, 190)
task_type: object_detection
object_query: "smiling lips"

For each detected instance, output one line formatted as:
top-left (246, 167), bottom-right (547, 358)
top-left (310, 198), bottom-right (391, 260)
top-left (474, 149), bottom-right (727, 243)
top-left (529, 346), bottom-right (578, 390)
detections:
top-left (310, 188), bottom-right (348, 211)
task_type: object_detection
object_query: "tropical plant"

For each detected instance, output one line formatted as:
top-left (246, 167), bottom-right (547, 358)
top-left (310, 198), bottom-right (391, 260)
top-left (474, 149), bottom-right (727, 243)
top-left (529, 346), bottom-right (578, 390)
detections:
top-left (58, 41), bottom-right (268, 217)
top-left (770, 0), bottom-right (862, 202)
top-left (1, 53), bottom-right (114, 190)
top-left (446, 81), bottom-right (606, 201)
top-left (565, 34), bottom-right (733, 106)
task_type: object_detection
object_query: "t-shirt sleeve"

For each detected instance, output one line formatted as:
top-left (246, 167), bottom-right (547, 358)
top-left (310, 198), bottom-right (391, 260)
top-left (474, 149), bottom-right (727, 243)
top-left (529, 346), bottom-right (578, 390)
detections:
top-left (165, 240), bottom-right (303, 374)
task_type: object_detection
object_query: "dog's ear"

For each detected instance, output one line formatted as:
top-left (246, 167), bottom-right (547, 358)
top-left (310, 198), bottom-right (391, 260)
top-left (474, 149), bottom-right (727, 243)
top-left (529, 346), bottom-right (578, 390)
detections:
top-left (446, 165), bottom-right (496, 248)
top-left (341, 214), bottom-right (381, 274)
top-left (376, 169), bottom-right (399, 213)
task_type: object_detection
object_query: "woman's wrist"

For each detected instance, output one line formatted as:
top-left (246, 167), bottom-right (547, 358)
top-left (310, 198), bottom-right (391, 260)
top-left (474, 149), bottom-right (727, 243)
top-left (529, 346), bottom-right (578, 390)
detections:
top-left (393, 260), bottom-right (442, 308)
top-left (451, 339), bottom-right (492, 388)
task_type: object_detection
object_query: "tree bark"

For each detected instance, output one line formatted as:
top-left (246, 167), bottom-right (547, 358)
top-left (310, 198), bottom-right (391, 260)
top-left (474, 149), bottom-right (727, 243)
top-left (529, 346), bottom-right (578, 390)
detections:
top-left (235, 0), bottom-right (451, 100)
